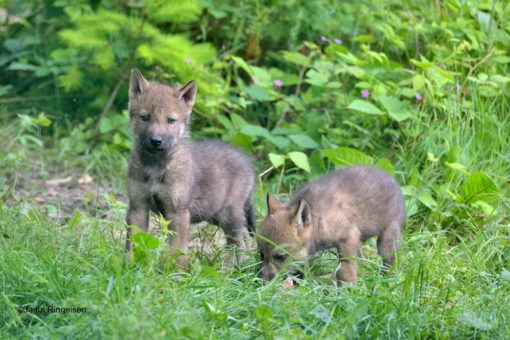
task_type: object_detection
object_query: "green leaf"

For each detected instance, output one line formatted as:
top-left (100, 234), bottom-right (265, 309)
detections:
top-left (266, 135), bottom-right (290, 149)
top-left (323, 147), bottom-right (373, 166)
top-left (417, 191), bottom-right (437, 209)
top-left (459, 172), bottom-right (499, 204)
top-left (240, 124), bottom-right (271, 138)
top-left (216, 115), bottom-right (233, 131)
top-left (231, 132), bottom-right (252, 151)
top-left (132, 232), bottom-right (161, 250)
top-left (281, 51), bottom-right (310, 67)
top-left (33, 113), bottom-right (52, 127)
top-left (377, 95), bottom-right (413, 122)
top-left (230, 114), bottom-right (248, 129)
top-left (305, 70), bottom-right (328, 86)
top-left (287, 151), bottom-right (310, 172)
top-left (269, 153), bottom-right (286, 168)
top-left (347, 100), bottom-right (383, 115)
top-left (501, 269), bottom-right (510, 282)
top-left (231, 56), bottom-right (253, 76)
top-left (288, 134), bottom-right (319, 149)
top-left (146, 0), bottom-right (203, 24)
top-left (445, 162), bottom-right (469, 175)
top-left (471, 200), bottom-right (495, 216)
top-left (375, 158), bottom-right (394, 176)
top-left (243, 85), bottom-right (272, 101)
top-left (413, 74), bottom-right (425, 90)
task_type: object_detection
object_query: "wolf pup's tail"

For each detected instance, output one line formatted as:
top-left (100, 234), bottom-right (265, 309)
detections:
top-left (244, 196), bottom-right (256, 234)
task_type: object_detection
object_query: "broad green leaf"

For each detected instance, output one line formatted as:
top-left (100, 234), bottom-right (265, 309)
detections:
top-left (240, 124), bottom-right (271, 138)
top-left (417, 191), bottom-right (437, 209)
top-left (400, 185), bottom-right (418, 196)
top-left (288, 134), bottom-right (319, 149)
top-left (231, 132), bottom-right (252, 151)
top-left (445, 162), bottom-right (469, 175)
top-left (471, 200), bottom-right (495, 216)
top-left (346, 66), bottom-right (366, 79)
top-left (375, 158), bottom-right (394, 176)
top-left (268, 153), bottom-right (286, 168)
top-left (33, 113), bottom-right (52, 127)
top-left (281, 51), bottom-right (310, 67)
top-left (305, 70), bottom-right (328, 86)
top-left (132, 232), bottom-right (161, 250)
top-left (287, 151), bottom-right (310, 172)
top-left (251, 66), bottom-right (272, 85)
top-left (377, 95), bottom-right (413, 122)
top-left (413, 74), bottom-right (425, 90)
top-left (459, 172), bottom-right (499, 204)
top-left (243, 85), bottom-right (272, 101)
top-left (216, 115), bottom-right (233, 131)
top-left (266, 135), bottom-right (290, 149)
top-left (230, 114), bottom-right (248, 129)
top-left (347, 100), bottom-right (383, 115)
top-left (323, 147), bottom-right (373, 166)
top-left (309, 149), bottom-right (326, 174)
top-left (231, 56), bottom-right (253, 76)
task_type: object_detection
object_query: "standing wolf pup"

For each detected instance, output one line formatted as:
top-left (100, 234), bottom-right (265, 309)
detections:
top-left (258, 166), bottom-right (405, 284)
top-left (125, 69), bottom-right (255, 265)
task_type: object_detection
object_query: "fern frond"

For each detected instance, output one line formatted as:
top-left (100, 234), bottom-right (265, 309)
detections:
top-left (146, 0), bottom-right (203, 24)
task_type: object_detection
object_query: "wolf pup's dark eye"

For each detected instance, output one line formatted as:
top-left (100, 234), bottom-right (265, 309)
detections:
top-left (167, 117), bottom-right (177, 124)
top-left (273, 253), bottom-right (288, 262)
top-left (259, 251), bottom-right (265, 261)
top-left (141, 114), bottom-right (150, 122)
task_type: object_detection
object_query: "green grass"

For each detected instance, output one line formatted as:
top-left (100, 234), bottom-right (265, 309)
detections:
top-left (0, 92), bottom-right (509, 339)
top-left (0, 199), bottom-right (508, 338)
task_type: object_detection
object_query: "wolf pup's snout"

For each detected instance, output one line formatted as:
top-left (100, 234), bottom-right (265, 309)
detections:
top-left (150, 135), bottom-right (162, 147)
top-left (143, 134), bottom-right (173, 152)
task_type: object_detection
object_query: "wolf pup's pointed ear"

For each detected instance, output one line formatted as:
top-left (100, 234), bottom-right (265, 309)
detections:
top-left (294, 199), bottom-right (311, 228)
top-left (178, 80), bottom-right (197, 107)
top-left (266, 193), bottom-right (281, 215)
top-left (129, 69), bottom-right (150, 98)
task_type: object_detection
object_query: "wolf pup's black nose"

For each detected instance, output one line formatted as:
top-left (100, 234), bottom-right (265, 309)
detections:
top-left (150, 136), bottom-right (162, 147)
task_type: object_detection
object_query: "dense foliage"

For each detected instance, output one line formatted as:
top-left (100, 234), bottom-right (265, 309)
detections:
top-left (1, 0), bottom-right (509, 338)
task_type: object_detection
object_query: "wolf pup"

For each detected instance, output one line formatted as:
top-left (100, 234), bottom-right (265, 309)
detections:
top-left (258, 166), bottom-right (405, 284)
top-left (125, 69), bottom-right (255, 265)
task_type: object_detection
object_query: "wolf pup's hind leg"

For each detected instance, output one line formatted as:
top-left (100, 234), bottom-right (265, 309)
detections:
top-left (377, 221), bottom-right (402, 269)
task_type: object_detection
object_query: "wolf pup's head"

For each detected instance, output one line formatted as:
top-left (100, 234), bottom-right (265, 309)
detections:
top-left (128, 69), bottom-right (197, 154)
top-left (257, 194), bottom-right (313, 282)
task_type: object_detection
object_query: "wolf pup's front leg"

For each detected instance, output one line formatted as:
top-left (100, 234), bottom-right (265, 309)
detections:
top-left (167, 208), bottom-right (191, 267)
top-left (125, 177), bottom-right (150, 256)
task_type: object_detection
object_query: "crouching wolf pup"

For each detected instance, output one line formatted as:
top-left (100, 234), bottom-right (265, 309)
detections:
top-left (258, 166), bottom-right (405, 284)
top-left (125, 69), bottom-right (255, 265)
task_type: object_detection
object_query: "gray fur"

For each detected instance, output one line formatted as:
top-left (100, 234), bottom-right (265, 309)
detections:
top-left (258, 166), bottom-right (405, 284)
top-left (125, 69), bottom-right (255, 265)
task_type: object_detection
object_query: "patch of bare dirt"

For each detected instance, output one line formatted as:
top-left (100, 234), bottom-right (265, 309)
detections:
top-left (10, 170), bottom-right (125, 221)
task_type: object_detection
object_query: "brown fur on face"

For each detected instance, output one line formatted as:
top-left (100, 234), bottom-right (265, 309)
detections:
top-left (258, 196), bottom-right (312, 281)
top-left (128, 69), bottom-right (196, 153)
top-left (258, 166), bottom-right (406, 284)
top-left (125, 69), bottom-right (256, 266)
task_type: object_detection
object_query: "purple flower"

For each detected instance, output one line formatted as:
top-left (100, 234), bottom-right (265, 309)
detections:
top-left (415, 93), bottom-right (422, 101)
top-left (251, 76), bottom-right (258, 84)
top-left (361, 89), bottom-right (370, 98)
top-left (320, 36), bottom-right (328, 42)
top-left (334, 38), bottom-right (342, 45)
top-left (185, 57), bottom-right (193, 64)
top-left (273, 79), bottom-right (283, 88)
